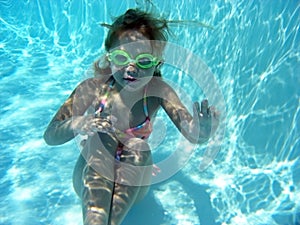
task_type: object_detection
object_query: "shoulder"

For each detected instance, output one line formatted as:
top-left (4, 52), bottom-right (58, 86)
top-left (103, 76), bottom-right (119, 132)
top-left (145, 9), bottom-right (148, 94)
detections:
top-left (148, 77), bottom-right (172, 93)
top-left (148, 77), bottom-right (177, 96)
top-left (148, 77), bottom-right (179, 104)
top-left (75, 76), bottom-right (112, 96)
top-left (78, 75), bottom-right (110, 88)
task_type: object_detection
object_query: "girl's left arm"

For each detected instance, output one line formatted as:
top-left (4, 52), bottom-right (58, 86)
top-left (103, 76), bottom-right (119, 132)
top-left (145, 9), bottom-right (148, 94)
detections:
top-left (159, 81), bottom-right (219, 144)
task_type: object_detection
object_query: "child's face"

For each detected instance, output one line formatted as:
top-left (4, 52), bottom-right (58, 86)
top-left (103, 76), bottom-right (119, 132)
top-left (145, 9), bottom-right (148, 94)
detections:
top-left (109, 30), bottom-right (160, 90)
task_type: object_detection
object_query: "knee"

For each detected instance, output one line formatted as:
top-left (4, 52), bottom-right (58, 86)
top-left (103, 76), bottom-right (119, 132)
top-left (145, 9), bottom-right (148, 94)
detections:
top-left (83, 207), bottom-right (109, 225)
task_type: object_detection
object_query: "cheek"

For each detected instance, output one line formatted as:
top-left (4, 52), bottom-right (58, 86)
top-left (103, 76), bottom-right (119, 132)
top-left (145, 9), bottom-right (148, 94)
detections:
top-left (110, 64), bottom-right (121, 74)
top-left (141, 68), bottom-right (155, 77)
top-left (138, 70), bottom-right (155, 85)
top-left (112, 69), bottom-right (124, 82)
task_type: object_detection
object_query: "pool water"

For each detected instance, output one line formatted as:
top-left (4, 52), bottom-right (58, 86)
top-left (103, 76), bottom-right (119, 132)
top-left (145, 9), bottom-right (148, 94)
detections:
top-left (0, 1), bottom-right (299, 225)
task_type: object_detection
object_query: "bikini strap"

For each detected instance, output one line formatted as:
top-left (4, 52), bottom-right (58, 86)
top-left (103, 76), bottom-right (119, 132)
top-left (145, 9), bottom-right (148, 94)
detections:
top-left (143, 85), bottom-right (149, 118)
top-left (95, 78), bottom-right (115, 115)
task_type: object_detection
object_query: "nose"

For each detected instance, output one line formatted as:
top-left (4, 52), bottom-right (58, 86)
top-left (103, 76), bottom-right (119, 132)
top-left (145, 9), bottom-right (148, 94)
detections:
top-left (125, 63), bottom-right (138, 77)
top-left (127, 62), bottom-right (137, 69)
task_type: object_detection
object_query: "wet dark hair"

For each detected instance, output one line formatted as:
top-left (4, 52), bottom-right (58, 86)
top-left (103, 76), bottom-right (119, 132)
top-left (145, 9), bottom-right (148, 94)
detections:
top-left (94, 9), bottom-right (170, 77)
top-left (103, 9), bottom-right (169, 51)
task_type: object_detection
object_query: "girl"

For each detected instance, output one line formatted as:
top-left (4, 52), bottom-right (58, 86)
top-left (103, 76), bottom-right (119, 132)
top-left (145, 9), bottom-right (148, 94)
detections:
top-left (44, 9), bottom-right (218, 225)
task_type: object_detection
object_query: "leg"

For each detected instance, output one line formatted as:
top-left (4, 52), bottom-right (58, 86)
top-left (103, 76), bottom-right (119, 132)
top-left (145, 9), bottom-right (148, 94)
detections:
top-left (81, 165), bottom-right (114, 225)
top-left (109, 138), bottom-right (153, 225)
top-left (73, 133), bottom-right (118, 225)
top-left (73, 135), bottom-right (152, 225)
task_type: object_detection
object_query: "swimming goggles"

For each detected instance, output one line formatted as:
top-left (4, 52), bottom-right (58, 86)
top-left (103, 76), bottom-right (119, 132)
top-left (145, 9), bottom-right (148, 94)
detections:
top-left (107, 49), bottom-right (160, 69)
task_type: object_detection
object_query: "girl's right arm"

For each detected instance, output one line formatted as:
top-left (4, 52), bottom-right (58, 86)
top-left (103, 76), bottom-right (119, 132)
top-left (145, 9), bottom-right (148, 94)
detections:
top-left (43, 78), bottom-right (101, 146)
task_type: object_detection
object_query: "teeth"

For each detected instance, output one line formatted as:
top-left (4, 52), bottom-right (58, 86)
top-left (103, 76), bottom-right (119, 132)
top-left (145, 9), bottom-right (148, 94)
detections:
top-left (123, 76), bottom-right (136, 81)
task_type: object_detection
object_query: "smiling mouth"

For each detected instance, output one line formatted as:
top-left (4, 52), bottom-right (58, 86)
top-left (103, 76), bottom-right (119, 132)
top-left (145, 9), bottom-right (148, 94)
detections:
top-left (123, 76), bottom-right (137, 81)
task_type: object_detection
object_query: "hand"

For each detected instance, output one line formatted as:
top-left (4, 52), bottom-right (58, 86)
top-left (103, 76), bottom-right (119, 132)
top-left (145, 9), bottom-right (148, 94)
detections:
top-left (72, 115), bottom-right (115, 136)
top-left (194, 99), bottom-right (219, 139)
top-left (180, 99), bottom-right (219, 143)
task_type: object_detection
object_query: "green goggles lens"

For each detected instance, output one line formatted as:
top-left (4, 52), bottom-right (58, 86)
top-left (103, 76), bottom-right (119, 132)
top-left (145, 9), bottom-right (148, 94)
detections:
top-left (107, 50), bottom-right (159, 69)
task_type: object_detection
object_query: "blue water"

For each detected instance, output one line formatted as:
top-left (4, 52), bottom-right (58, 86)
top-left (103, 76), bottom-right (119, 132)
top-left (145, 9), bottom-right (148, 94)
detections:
top-left (1, 0), bottom-right (299, 225)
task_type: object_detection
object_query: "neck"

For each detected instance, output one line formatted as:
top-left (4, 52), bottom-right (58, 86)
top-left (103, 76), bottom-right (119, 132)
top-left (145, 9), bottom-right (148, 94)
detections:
top-left (114, 81), bottom-right (145, 103)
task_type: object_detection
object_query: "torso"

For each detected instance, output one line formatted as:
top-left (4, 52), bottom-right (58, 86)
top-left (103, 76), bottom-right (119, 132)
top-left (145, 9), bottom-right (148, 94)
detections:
top-left (94, 77), bottom-right (161, 137)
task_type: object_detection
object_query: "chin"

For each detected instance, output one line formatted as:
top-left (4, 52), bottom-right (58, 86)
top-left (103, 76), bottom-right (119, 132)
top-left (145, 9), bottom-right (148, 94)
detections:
top-left (125, 77), bottom-right (151, 88)
top-left (123, 81), bottom-right (144, 91)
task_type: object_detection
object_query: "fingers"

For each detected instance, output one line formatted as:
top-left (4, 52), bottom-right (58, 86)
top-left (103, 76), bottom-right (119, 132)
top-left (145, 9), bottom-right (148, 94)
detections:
top-left (193, 100), bottom-right (209, 118)
top-left (75, 116), bottom-right (115, 136)
top-left (194, 99), bottom-right (220, 131)
top-left (91, 118), bottom-right (114, 133)
top-left (193, 102), bottom-right (201, 115)
top-left (200, 99), bottom-right (209, 117)
top-left (208, 106), bottom-right (220, 120)
top-left (198, 99), bottom-right (220, 119)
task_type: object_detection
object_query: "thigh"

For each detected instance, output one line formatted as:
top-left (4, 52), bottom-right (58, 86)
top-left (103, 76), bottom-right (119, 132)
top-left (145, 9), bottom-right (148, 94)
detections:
top-left (73, 133), bottom-right (119, 225)
top-left (115, 138), bottom-right (152, 186)
top-left (73, 133), bottom-right (118, 196)
top-left (109, 138), bottom-right (153, 225)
